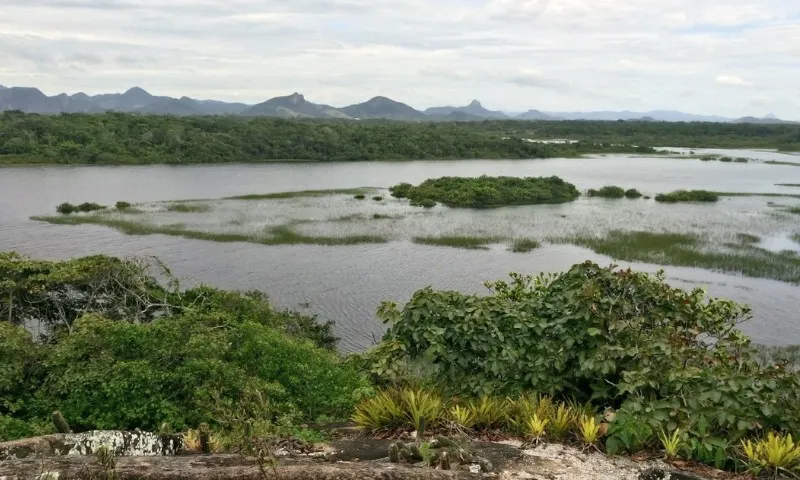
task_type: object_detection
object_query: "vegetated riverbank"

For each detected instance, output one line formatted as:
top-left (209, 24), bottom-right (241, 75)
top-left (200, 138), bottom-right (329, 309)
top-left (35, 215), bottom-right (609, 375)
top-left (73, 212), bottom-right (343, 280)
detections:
top-left (4, 253), bottom-right (798, 478)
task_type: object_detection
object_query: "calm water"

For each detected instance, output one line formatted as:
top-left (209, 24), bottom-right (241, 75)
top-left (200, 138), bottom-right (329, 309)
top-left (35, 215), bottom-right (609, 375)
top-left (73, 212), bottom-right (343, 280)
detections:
top-left (2, 154), bottom-right (799, 352)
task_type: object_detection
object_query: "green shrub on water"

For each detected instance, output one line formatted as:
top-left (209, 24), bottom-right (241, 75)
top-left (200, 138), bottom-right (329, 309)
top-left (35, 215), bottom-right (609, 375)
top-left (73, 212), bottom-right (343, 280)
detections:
top-left (587, 186), bottom-right (625, 199)
top-left (624, 189), bottom-right (643, 199)
top-left (509, 238), bottom-right (541, 253)
top-left (166, 203), bottom-right (211, 213)
top-left (736, 233), bottom-right (760, 244)
top-left (115, 201), bottom-right (132, 210)
top-left (389, 183), bottom-right (413, 199)
top-left (56, 202), bottom-right (105, 214)
top-left (372, 196), bottom-right (384, 202)
top-left (411, 199), bottom-right (437, 208)
top-left (655, 190), bottom-right (719, 203)
top-left (720, 156), bottom-right (733, 162)
top-left (413, 235), bottom-right (498, 250)
top-left (56, 202), bottom-right (75, 214)
top-left (394, 175), bottom-right (580, 208)
top-left (354, 194), bottom-right (366, 200)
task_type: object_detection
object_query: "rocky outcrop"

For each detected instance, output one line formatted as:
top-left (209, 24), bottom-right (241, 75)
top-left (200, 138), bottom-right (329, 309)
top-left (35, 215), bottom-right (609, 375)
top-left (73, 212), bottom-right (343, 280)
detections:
top-left (0, 431), bottom-right (182, 460)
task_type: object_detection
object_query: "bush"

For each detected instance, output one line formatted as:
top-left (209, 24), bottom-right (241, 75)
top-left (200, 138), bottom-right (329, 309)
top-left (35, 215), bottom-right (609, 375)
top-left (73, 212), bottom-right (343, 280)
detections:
top-left (0, 323), bottom-right (40, 416)
top-left (369, 262), bottom-right (800, 448)
top-left (56, 202), bottom-right (76, 214)
top-left (655, 190), bottom-right (719, 203)
top-left (411, 199), bottom-right (437, 208)
top-left (36, 313), bottom-right (365, 431)
top-left (354, 194), bottom-right (366, 200)
top-left (372, 196), bottom-right (384, 202)
top-left (115, 201), bottom-right (132, 209)
top-left (393, 175), bottom-right (580, 208)
top-left (77, 202), bottom-right (106, 212)
top-left (624, 189), bottom-right (642, 199)
top-left (587, 186), bottom-right (625, 198)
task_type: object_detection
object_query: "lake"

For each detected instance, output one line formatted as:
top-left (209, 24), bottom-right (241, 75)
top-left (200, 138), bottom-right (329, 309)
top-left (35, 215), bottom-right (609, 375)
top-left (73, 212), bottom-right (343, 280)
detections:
top-left (2, 151), bottom-right (799, 352)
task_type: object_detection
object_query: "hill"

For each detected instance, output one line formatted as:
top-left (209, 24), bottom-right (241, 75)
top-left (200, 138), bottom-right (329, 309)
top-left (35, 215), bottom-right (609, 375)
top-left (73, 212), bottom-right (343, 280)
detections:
top-left (339, 96), bottom-right (426, 120)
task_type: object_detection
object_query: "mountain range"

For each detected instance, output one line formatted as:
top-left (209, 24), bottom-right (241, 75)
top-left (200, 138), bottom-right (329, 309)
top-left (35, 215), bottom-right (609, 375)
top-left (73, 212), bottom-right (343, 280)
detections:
top-left (0, 84), bottom-right (795, 124)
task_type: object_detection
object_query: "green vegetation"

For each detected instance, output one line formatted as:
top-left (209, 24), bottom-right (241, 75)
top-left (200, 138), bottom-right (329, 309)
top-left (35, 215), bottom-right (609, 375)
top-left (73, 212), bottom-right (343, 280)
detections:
top-left (354, 194), bottom-right (366, 200)
top-left (587, 186), bottom-right (625, 198)
top-left (765, 160), bottom-right (800, 167)
top-left (715, 191), bottom-right (800, 199)
top-left (624, 188), bottom-right (642, 199)
top-left (0, 112), bottom-right (665, 165)
top-left (736, 233), bottom-right (761, 244)
top-left (372, 196), bottom-right (384, 201)
top-left (787, 207), bottom-right (800, 215)
top-left (655, 190), bottom-right (719, 203)
top-left (1, 252), bottom-right (362, 441)
top-left (356, 262), bottom-right (800, 471)
top-left (56, 202), bottom-right (106, 214)
top-left (413, 235), bottom-right (500, 250)
top-left (508, 238), bottom-right (541, 253)
top-left (778, 184), bottom-right (800, 187)
top-left (226, 188), bottom-right (375, 200)
top-left (560, 230), bottom-right (800, 283)
top-left (115, 201), bottom-right (131, 209)
top-left (32, 215), bottom-right (388, 246)
top-left (392, 176), bottom-right (580, 208)
top-left (166, 203), bottom-right (212, 213)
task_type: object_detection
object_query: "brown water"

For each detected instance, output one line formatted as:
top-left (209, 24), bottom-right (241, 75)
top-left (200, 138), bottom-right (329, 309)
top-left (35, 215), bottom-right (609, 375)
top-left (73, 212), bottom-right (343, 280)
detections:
top-left (2, 154), bottom-right (799, 352)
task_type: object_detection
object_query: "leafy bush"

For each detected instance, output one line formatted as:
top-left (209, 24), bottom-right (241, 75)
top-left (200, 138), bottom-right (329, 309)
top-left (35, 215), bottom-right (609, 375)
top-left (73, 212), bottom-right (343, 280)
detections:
top-left (36, 313), bottom-right (365, 431)
top-left (372, 196), bottom-right (384, 201)
top-left (370, 262), bottom-right (800, 454)
top-left (389, 183), bottom-right (413, 198)
top-left (411, 199), bottom-right (437, 208)
top-left (354, 194), bottom-right (366, 200)
top-left (56, 202), bottom-right (76, 214)
top-left (0, 323), bottom-right (40, 416)
top-left (392, 175), bottom-right (580, 208)
top-left (587, 186), bottom-right (625, 199)
top-left (115, 201), bottom-right (132, 209)
top-left (655, 190), bottom-right (719, 203)
top-left (624, 189), bottom-right (642, 199)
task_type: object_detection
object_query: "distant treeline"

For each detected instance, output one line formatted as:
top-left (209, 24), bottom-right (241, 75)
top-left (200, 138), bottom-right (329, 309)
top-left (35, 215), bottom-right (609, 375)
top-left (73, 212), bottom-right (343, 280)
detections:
top-left (0, 111), bottom-right (797, 165)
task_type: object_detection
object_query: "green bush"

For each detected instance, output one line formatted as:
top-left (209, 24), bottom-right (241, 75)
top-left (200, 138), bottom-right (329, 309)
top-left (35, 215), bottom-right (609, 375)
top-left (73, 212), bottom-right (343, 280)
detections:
top-left (587, 186), bottom-right (625, 199)
top-left (36, 313), bottom-right (365, 431)
top-left (77, 202), bottom-right (106, 212)
top-left (56, 202), bottom-right (76, 214)
top-left (389, 183), bottom-right (413, 199)
top-left (354, 194), bottom-right (366, 200)
top-left (411, 199), bottom-right (437, 208)
top-left (394, 175), bottom-right (580, 208)
top-left (115, 201), bottom-right (132, 209)
top-left (655, 190), bottom-right (719, 203)
top-left (624, 189), bottom-right (643, 199)
top-left (0, 323), bottom-right (40, 416)
top-left (372, 196), bottom-right (384, 202)
top-left (370, 262), bottom-right (800, 449)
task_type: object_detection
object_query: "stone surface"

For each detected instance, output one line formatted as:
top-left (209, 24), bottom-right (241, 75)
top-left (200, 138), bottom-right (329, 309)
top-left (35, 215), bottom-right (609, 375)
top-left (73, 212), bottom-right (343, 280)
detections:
top-left (0, 454), bottom-right (481, 480)
top-left (0, 431), bottom-right (182, 460)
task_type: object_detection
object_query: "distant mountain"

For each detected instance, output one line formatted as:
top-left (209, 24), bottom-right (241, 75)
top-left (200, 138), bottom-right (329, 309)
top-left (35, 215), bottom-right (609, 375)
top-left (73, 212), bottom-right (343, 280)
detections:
top-left (546, 110), bottom-right (731, 122)
top-left (243, 93), bottom-right (351, 119)
top-left (516, 109), bottom-right (558, 120)
top-left (733, 114), bottom-right (798, 125)
top-left (425, 100), bottom-right (508, 119)
top-left (340, 96), bottom-right (426, 120)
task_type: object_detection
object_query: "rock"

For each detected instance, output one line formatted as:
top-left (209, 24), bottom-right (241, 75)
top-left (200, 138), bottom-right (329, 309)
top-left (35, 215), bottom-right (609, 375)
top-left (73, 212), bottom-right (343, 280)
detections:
top-left (0, 454), bottom-right (483, 479)
top-left (0, 431), bottom-right (182, 460)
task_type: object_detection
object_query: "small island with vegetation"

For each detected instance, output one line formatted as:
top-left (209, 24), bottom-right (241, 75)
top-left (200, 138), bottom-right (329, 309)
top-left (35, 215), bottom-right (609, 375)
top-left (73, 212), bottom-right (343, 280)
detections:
top-left (390, 175), bottom-right (581, 208)
top-left (655, 190), bottom-right (720, 203)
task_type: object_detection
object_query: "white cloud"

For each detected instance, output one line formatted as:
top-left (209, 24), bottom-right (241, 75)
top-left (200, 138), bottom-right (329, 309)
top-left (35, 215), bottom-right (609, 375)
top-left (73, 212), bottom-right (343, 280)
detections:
top-left (0, 0), bottom-right (798, 118)
top-left (716, 75), bottom-right (752, 86)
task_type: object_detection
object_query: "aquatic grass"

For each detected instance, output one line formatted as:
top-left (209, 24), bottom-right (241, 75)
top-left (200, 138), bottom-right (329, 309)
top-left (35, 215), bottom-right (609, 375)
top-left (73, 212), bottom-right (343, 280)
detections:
top-left (508, 238), bottom-right (541, 253)
top-left (776, 184), bottom-right (800, 187)
top-left (413, 235), bottom-right (502, 250)
top-left (765, 160), bottom-right (800, 167)
top-left (793, 233), bottom-right (800, 243)
top-left (560, 230), bottom-right (800, 284)
top-left (786, 207), bottom-right (800, 215)
top-left (587, 186), bottom-right (626, 199)
top-left (715, 192), bottom-right (800, 199)
top-left (372, 213), bottom-right (403, 220)
top-left (225, 188), bottom-right (375, 200)
top-left (32, 215), bottom-right (388, 246)
top-left (655, 190), bottom-right (719, 203)
top-left (736, 233), bottom-right (761, 244)
top-left (165, 203), bottom-right (212, 213)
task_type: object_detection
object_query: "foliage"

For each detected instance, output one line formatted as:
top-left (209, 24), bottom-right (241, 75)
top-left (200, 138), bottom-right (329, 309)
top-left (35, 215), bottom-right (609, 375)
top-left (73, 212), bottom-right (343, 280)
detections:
top-left (390, 183), bottom-right (413, 198)
top-left (354, 194), bottom-right (366, 200)
top-left (394, 175), bottom-right (580, 208)
top-left (509, 238), bottom-right (541, 253)
top-left (55, 202), bottom-right (106, 214)
top-left (587, 186), bottom-right (626, 199)
top-left (413, 235), bottom-right (500, 250)
top-left (524, 414), bottom-right (549, 441)
top-left (624, 189), bottom-right (643, 199)
top-left (655, 190), bottom-right (719, 203)
top-left (448, 405), bottom-right (476, 429)
top-left (165, 203), bottom-right (211, 213)
top-left (467, 396), bottom-right (507, 431)
top-left (0, 112), bottom-right (669, 165)
top-left (740, 432), bottom-right (800, 477)
top-left (372, 196), bottom-right (383, 201)
top-left (549, 403), bottom-right (575, 440)
top-left (401, 388), bottom-right (443, 436)
top-left (351, 389), bottom-right (406, 431)
top-left (578, 415), bottom-right (603, 446)
top-left (115, 201), bottom-right (132, 209)
top-left (659, 428), bottom-right (685, 459)
top-left (370, 262), bottom-right (800, 464)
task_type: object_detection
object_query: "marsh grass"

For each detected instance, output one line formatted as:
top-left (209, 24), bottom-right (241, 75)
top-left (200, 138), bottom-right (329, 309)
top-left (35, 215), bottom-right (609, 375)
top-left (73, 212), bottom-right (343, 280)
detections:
top-left (509, 238), bottom-right (541, 253)
top-left (559, 230), bottom-right (800, 284)
top-left (32, 215), bottom-right (388, 246)
top-left (787, 207), bottom-right (800, 215)
top-left (225, 188), bottom-right (375, 200)
top-left (765, 160), bottom-right (800, 167)
top-left (736, 233), bottom-right (761, 244)
top-left (715, 192), bottom-right (800, 199)
top-left (655, 190), bottom-right (719, 203)
top-left (166, 203), bottom-right (212, 213)
top-left (372, 214), bottom-right (403, 220)
top-left (777, 184), bottom-right (800, 187)
top-left (413, 235), bottom-right (502, 250)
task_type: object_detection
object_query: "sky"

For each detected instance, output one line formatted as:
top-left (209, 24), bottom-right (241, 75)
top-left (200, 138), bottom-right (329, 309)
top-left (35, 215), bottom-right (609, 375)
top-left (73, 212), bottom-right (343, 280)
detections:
top-left (1, 0), bottom-right (799, 118)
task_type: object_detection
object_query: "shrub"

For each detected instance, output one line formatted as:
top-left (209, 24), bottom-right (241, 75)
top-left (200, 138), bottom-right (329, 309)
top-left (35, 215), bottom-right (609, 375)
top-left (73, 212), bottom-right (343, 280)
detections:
top-left (77, 202), bottom-right (106, 212)
top-left (0, 323), bottom-right (40, 416)
top-left (372, 196), bottom-right (384, 201)
top-left (624, 188), bottom-right (642, 199)
top-left (354, 194), bottom-right (366, 200)
top-left (392, 175), bottom-right (580, 208)
top-left (720, 156), bottom-right (733, 162)
top-left (587, 186), bottom-right (625, 199)
top-left (115, 201), bottom-right (132, 209)
top-left (411, 199), bottom-right (437, 208)
top-left (740, 432), bottom-right (800, 477)
top-left (655, 190), bottom-right (719, 203)
top-left (352, 390), bottom-right (405, 431)
top-left (56, 202), bottom-right (76, 214)
top-left (389, 183), bottom-right (413, 198)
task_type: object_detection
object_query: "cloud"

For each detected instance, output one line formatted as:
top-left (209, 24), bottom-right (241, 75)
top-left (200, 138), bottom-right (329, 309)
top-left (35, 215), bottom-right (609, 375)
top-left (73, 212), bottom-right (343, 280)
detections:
top-left (716, 75), bottom-right (751, 86)
top-left (0, 0), bottom-right (798, 118)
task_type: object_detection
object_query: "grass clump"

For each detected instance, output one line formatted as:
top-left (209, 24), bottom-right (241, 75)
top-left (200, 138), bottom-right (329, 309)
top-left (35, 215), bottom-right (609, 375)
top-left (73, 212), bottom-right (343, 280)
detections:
top-left (411, 199), bottom-right (437, 208)
top-left (778, 184), bottom-right (800, 187)
top-left (508, 238), bottom-right (541, 253)
top-left (393, 175), bottom-right (580, 208)
top-left (561, 230), bottom-right (800, 283)
top-left (372, 196), bottom-right (384, 201)
top-left (226, 188), bottom-right (374, 200)
top-left (587, 186), bottom-right (626, 199)
top-left (115, 201), bottom-right (132, 209)
top-left (655, 190), bottom-right (719, 203)
top-left (413, 235), bottom-right (500, 250)
top-left (624, 188), bottom-right (642, 199)
top-left (736, 233), bottom-right (760, 244)
top-left (765, 160), bottom-right (800, 167)
top-left (166, 203), bottom-right (212, 213)
top-left (787, 207), bottom-right (800, 215)
top-left (354, 194), bottom-right (366, 200)
top-left (372, 213), bottom-right (402, 220)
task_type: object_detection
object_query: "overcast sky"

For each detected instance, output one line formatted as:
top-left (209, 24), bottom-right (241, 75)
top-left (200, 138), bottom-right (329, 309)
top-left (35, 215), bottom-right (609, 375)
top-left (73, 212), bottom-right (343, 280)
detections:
top-left (1, 0), bottom-right (799, 118)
